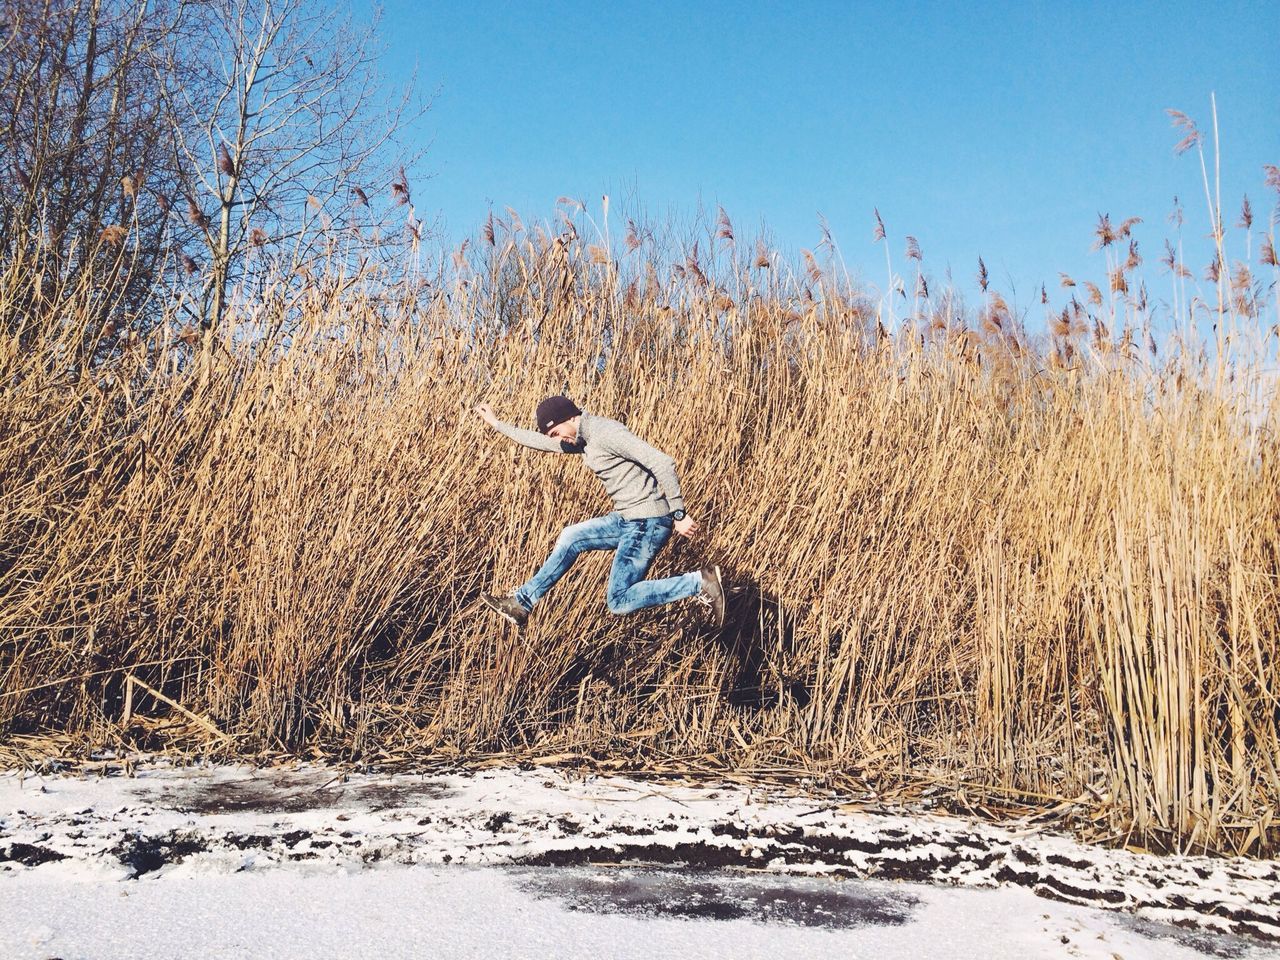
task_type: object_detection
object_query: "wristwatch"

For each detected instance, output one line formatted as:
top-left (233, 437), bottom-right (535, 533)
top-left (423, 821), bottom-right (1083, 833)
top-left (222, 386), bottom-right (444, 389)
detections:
top-left (671, 509), bottom-right (687, 521)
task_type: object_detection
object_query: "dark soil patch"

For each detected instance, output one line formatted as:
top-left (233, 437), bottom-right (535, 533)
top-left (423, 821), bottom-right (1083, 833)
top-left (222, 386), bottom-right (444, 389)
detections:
top-left (613, 824), bottom-right (654, 837)
top-left (1122, 915), bottom-right (1264, 958)
top-left (164, 778), bottom-right (333, 815)
top-left (870, 853), bottom-right (963, 883)
top-left (0, 842), bottom-right (68, 866)
top-left (355, 781), bottom-right (458, 811)
top-left (112, 831), bottom-right (207, 877)
top-left (517, 825), bottom-right (1280, 943)
top-left (160, 773), bottom-right (455, 815)
top-left (222, 834), bottom-right (274, 851)
top-left (518, 840), bottom-right (756, 871)
top-left (1046, 853), bottom-right (1093, 870)
top-left (1035, 872), bottom-right (1129, 905)
top-left (519, 830), bottom-right (965, 888)
top-left (513, 865), bottom-right (919, 929)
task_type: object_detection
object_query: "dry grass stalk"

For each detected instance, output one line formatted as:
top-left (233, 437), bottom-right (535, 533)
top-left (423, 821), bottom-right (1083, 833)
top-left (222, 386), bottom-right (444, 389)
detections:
top-left (0, 206), bottom-right (1277, 858)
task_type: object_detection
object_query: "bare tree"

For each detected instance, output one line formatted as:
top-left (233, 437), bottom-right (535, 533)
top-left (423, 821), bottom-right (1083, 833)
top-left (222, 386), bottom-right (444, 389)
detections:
top-left (0, 0), bottom-right (187, 343)
top-left (154, 0), bottom-right (423, 335)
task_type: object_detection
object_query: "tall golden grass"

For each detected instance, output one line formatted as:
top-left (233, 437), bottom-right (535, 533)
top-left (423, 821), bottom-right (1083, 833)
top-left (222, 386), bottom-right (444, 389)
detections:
top-left (2, 188), bottom-right (1278, 856)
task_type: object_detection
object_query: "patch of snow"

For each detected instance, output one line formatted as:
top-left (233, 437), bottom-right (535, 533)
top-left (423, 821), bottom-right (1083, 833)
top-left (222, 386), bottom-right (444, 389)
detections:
top-left (2, 761), bottom-right (1278, 957)
top-left (2, 865), bottom-right (1271, 960)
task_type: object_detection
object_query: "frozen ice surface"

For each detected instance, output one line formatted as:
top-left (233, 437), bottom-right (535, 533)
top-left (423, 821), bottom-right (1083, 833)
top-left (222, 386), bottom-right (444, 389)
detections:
top-left (2, 761), bottom-right (1277, 958)
top-left (5, 864), bottom-right (1274, 960)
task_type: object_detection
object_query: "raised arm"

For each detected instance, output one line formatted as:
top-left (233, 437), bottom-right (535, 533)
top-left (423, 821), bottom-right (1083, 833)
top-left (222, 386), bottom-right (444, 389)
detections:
top-left (473, 403), bottom-right (573, 454)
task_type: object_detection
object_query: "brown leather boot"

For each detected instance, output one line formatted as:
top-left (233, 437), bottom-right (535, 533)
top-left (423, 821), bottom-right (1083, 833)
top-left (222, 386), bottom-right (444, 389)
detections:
top-left (697, 566), bottom-right (726, 627)
top-left (481, 593), bottom-right (529, 628)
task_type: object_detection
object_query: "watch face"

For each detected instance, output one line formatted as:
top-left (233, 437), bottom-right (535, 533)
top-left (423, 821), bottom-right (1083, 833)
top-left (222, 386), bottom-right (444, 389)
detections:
top-left (673, 510), bottom-right (686, 521)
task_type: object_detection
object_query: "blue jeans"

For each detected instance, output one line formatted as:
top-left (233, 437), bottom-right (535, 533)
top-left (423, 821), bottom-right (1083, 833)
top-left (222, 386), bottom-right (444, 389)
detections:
top-left (514, 512), bottom-right (702, 615)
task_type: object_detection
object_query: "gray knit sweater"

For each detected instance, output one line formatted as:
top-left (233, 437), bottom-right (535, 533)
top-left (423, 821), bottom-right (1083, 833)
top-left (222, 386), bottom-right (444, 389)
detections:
top-left (490, 412), bottom-right (686, 520)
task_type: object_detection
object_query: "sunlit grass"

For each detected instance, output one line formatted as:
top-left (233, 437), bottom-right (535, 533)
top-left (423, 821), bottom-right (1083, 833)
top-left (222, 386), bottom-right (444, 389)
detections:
top-left (2, 168), bottom-right (1279, 857)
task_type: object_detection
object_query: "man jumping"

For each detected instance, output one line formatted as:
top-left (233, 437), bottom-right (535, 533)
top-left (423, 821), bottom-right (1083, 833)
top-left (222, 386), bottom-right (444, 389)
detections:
top-left (473, 395), bottom-right (725, 629)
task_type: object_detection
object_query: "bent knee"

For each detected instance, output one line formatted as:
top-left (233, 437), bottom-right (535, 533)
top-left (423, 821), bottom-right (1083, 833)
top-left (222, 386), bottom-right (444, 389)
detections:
top-left (556, 519), bottom-right (599, 547)
top-left (606, 593), bottom-right (634, 616)
top-left (554, 526), bottom-right (589, 553)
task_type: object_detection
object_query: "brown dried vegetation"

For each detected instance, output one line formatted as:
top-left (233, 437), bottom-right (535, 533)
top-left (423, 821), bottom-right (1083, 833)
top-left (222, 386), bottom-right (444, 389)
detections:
top-left (4, 117), bottom-right (1280, 856)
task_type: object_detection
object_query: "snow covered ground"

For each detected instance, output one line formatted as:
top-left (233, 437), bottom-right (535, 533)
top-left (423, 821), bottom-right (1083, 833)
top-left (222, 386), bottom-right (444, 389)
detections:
top-left (2, 761), bottom-right (1277, 959)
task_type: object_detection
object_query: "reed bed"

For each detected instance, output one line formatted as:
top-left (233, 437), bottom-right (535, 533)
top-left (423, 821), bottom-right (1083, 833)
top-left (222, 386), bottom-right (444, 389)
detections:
top-left (2, 204), bottom-right (1278, 856)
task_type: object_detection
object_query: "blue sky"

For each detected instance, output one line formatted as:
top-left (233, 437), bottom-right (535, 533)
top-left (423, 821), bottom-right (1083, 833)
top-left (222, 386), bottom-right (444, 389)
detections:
top-left (374, 0), bottom-right (1278, 317)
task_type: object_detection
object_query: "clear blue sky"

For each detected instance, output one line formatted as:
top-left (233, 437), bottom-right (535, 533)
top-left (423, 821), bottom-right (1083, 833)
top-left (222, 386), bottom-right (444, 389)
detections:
top-left (374, 0), bottom-right (1277, 317)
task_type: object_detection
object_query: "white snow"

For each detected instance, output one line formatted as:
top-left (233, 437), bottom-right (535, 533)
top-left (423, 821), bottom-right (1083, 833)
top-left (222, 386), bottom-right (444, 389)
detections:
top-left (2, 760), bottom-right (1277, 959)
top-left (4, 864), bottom-right (1266, 960)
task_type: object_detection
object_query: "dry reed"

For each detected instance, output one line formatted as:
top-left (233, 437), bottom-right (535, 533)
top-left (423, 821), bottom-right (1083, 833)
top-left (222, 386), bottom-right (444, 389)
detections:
top-left (2, 188), bottom-right (1279, 858)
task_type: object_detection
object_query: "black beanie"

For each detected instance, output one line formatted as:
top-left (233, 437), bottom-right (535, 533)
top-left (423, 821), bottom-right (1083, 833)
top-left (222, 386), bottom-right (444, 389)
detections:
top-left (534, 395), bottom-right (582, 434)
